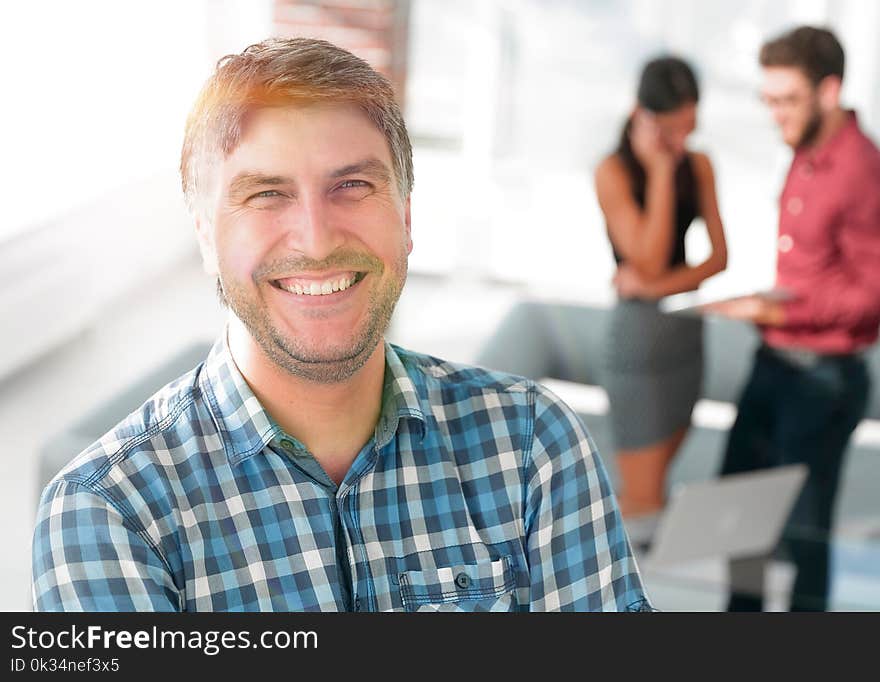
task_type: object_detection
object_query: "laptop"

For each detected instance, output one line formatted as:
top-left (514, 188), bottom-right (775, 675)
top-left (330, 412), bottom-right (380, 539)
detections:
top-left (636, 464), bottom-right (808, 567)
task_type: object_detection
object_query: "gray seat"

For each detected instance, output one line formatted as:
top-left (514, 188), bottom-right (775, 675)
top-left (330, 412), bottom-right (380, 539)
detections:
top-left (474, 300), bottom-right (880, 499)
top-left (474, 299), bottom-right (763, 402)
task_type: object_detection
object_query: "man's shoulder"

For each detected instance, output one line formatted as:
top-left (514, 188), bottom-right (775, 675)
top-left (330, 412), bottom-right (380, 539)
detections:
top-left (391, 343), bottom-right (537, 396)
top-left (841, 120), bottom-right (880, 175)
top-left (390, 344), bottom-right (591, 464)
top-left (390, 344), bottom-right (576, 421)
top-left (46, 363), bottom-right (211, 496)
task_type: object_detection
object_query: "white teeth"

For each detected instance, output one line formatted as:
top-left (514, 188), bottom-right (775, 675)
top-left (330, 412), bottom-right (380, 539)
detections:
top-left (280, 274), bottom-right (359, 296)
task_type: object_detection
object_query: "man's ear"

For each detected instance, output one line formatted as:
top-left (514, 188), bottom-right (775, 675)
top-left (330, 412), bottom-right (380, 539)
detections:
top-left (194, 215), bottom-right (219, 276)
top-left (818, 75), bottom-right (842, 113)
top-left (404, 196), bottom-right (413, 255)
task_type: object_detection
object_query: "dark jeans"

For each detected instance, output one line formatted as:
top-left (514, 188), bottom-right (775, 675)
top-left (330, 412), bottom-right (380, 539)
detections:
top-left (721, 344), bottom-right (870, 611)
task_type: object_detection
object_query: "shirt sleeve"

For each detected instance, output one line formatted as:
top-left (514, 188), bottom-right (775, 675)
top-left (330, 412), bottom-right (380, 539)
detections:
top-left (32, 479), bottom-right (180, 612)
top-left (522, 385), bottom-right (652, 612)
top-left (782, 178), bottom-right (880, 330)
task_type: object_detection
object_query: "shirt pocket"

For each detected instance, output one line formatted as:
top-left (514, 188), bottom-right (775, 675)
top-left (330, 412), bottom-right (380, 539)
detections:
top-left (398, 556), bottom-right (517, 612)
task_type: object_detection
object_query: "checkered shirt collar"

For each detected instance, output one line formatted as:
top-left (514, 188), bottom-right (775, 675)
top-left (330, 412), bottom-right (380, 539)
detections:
top-left (200, 334), bottom-right (426, 467)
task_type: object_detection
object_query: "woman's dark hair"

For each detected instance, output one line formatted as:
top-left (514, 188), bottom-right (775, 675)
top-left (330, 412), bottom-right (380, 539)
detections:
top-left (636, 56), bottom-right (700, 113)
top-left (617, 55), bottom-right (700, 159)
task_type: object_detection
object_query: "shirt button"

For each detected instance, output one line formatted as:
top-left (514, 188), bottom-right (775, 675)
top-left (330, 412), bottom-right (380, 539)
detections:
top-left (279, 438), bottom-right (297, 452)
top-left (778, 234), bottom-right (794, 253)
top-left (454, 572), bottom-right (471, 589)
top-left (786, 197), bottom-right (803, 215)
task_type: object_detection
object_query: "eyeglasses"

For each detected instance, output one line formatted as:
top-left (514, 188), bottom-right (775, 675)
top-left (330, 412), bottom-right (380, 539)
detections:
top-left (758, 91), bottom-right (813, 110)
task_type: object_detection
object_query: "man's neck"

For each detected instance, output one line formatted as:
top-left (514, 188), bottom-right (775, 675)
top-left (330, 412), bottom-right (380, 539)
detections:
top-left (227, 320), bottom-right (386, 485)
top-left (805, 107), bottom-right (849, 153)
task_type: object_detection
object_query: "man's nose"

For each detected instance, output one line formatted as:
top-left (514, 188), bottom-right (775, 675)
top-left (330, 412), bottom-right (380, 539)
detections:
top-left (287, 192), bottom-right (344, 261)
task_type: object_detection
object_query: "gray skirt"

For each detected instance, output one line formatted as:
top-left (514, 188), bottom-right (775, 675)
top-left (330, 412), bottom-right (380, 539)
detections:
top-left (600, 299), bottom-right (703, 451)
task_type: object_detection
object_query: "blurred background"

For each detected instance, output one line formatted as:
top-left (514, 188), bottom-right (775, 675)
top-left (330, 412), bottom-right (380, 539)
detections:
top-left (2, 0), bottom-right (879, 611)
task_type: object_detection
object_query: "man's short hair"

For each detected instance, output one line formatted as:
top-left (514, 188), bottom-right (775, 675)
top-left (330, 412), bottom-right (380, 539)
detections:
top-left (180, 37), bottom-right (414, 216)
top-left (759, 26), bottom-right (845, 86)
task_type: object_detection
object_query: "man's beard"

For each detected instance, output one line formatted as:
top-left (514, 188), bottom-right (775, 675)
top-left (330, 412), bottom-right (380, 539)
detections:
top-left (221, 246), bottom-right (408, 383)
top-left (796, 101), bottom-right (823, 148)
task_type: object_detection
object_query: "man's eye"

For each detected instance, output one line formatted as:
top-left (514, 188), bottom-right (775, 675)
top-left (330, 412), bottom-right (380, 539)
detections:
top-left (251, 190), bottom-right (282, 199)
top-left (338, 180), bottom-right (370, 190)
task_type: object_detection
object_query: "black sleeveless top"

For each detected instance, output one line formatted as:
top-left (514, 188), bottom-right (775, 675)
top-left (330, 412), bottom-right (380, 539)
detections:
top-left (609, 117), bottom-right (700, 267)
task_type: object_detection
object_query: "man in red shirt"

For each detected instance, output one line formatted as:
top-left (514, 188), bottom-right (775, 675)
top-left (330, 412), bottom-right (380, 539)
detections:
top-left (711, 26), bottom-right (880, 610)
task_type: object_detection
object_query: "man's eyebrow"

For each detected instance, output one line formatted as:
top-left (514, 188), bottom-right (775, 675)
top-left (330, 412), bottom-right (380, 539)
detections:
top-left (330, 158), bottom-right (392, 183)
top-left (227, 173), bottom-right (293, 195)
top-left (226, 158), bottom-right (393, 195)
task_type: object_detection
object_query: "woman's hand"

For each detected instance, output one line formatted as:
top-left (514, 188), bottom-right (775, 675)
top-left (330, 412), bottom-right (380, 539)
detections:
top-left (613, 264), bottom-right (656, 300)
top-left (630, 110), bottom-right (674, 173)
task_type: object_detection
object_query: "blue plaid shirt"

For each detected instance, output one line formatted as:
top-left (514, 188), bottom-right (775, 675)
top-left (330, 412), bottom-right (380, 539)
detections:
top-left (33, 337), bottom-right (650, 612)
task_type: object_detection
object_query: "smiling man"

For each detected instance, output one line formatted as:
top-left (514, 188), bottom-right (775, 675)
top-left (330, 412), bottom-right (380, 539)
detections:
top-left (32, 38), bottom-right (649, 612)
top-left (710, 26), bottom-right (880, 611)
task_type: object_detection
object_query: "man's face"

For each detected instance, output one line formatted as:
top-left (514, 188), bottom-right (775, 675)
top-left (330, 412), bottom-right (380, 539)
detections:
top-left (760, 66), bottom-right (822, 148)
top-left (197, 102), bottom-right (412, 383)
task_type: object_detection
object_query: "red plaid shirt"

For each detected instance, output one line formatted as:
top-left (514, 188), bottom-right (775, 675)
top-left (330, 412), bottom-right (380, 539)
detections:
top-left (764, 111), bottom-right (880, 354)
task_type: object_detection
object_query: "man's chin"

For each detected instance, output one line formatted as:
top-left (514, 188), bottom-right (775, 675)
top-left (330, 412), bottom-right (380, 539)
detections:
top-left (287, 345), bottom-right (373, 368)
top-left (269, 333), bottom-right (381, 383)
top-left (783, 133), bottom-right (807, 149)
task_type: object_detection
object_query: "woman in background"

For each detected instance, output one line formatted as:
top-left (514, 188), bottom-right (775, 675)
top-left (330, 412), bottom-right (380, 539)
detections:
top-left (594, 56), bottom-right (728, 518)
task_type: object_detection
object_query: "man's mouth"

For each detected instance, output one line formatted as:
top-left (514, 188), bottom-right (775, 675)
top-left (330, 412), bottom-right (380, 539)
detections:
top-left (272, 271), bottom-right (367, 296)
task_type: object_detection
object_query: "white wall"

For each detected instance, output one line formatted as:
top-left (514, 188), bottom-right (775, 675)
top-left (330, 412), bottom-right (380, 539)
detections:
top-left (0, 0), bottom-right (274, 380)
top-left (405, 0), bottom-right (880, 303)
